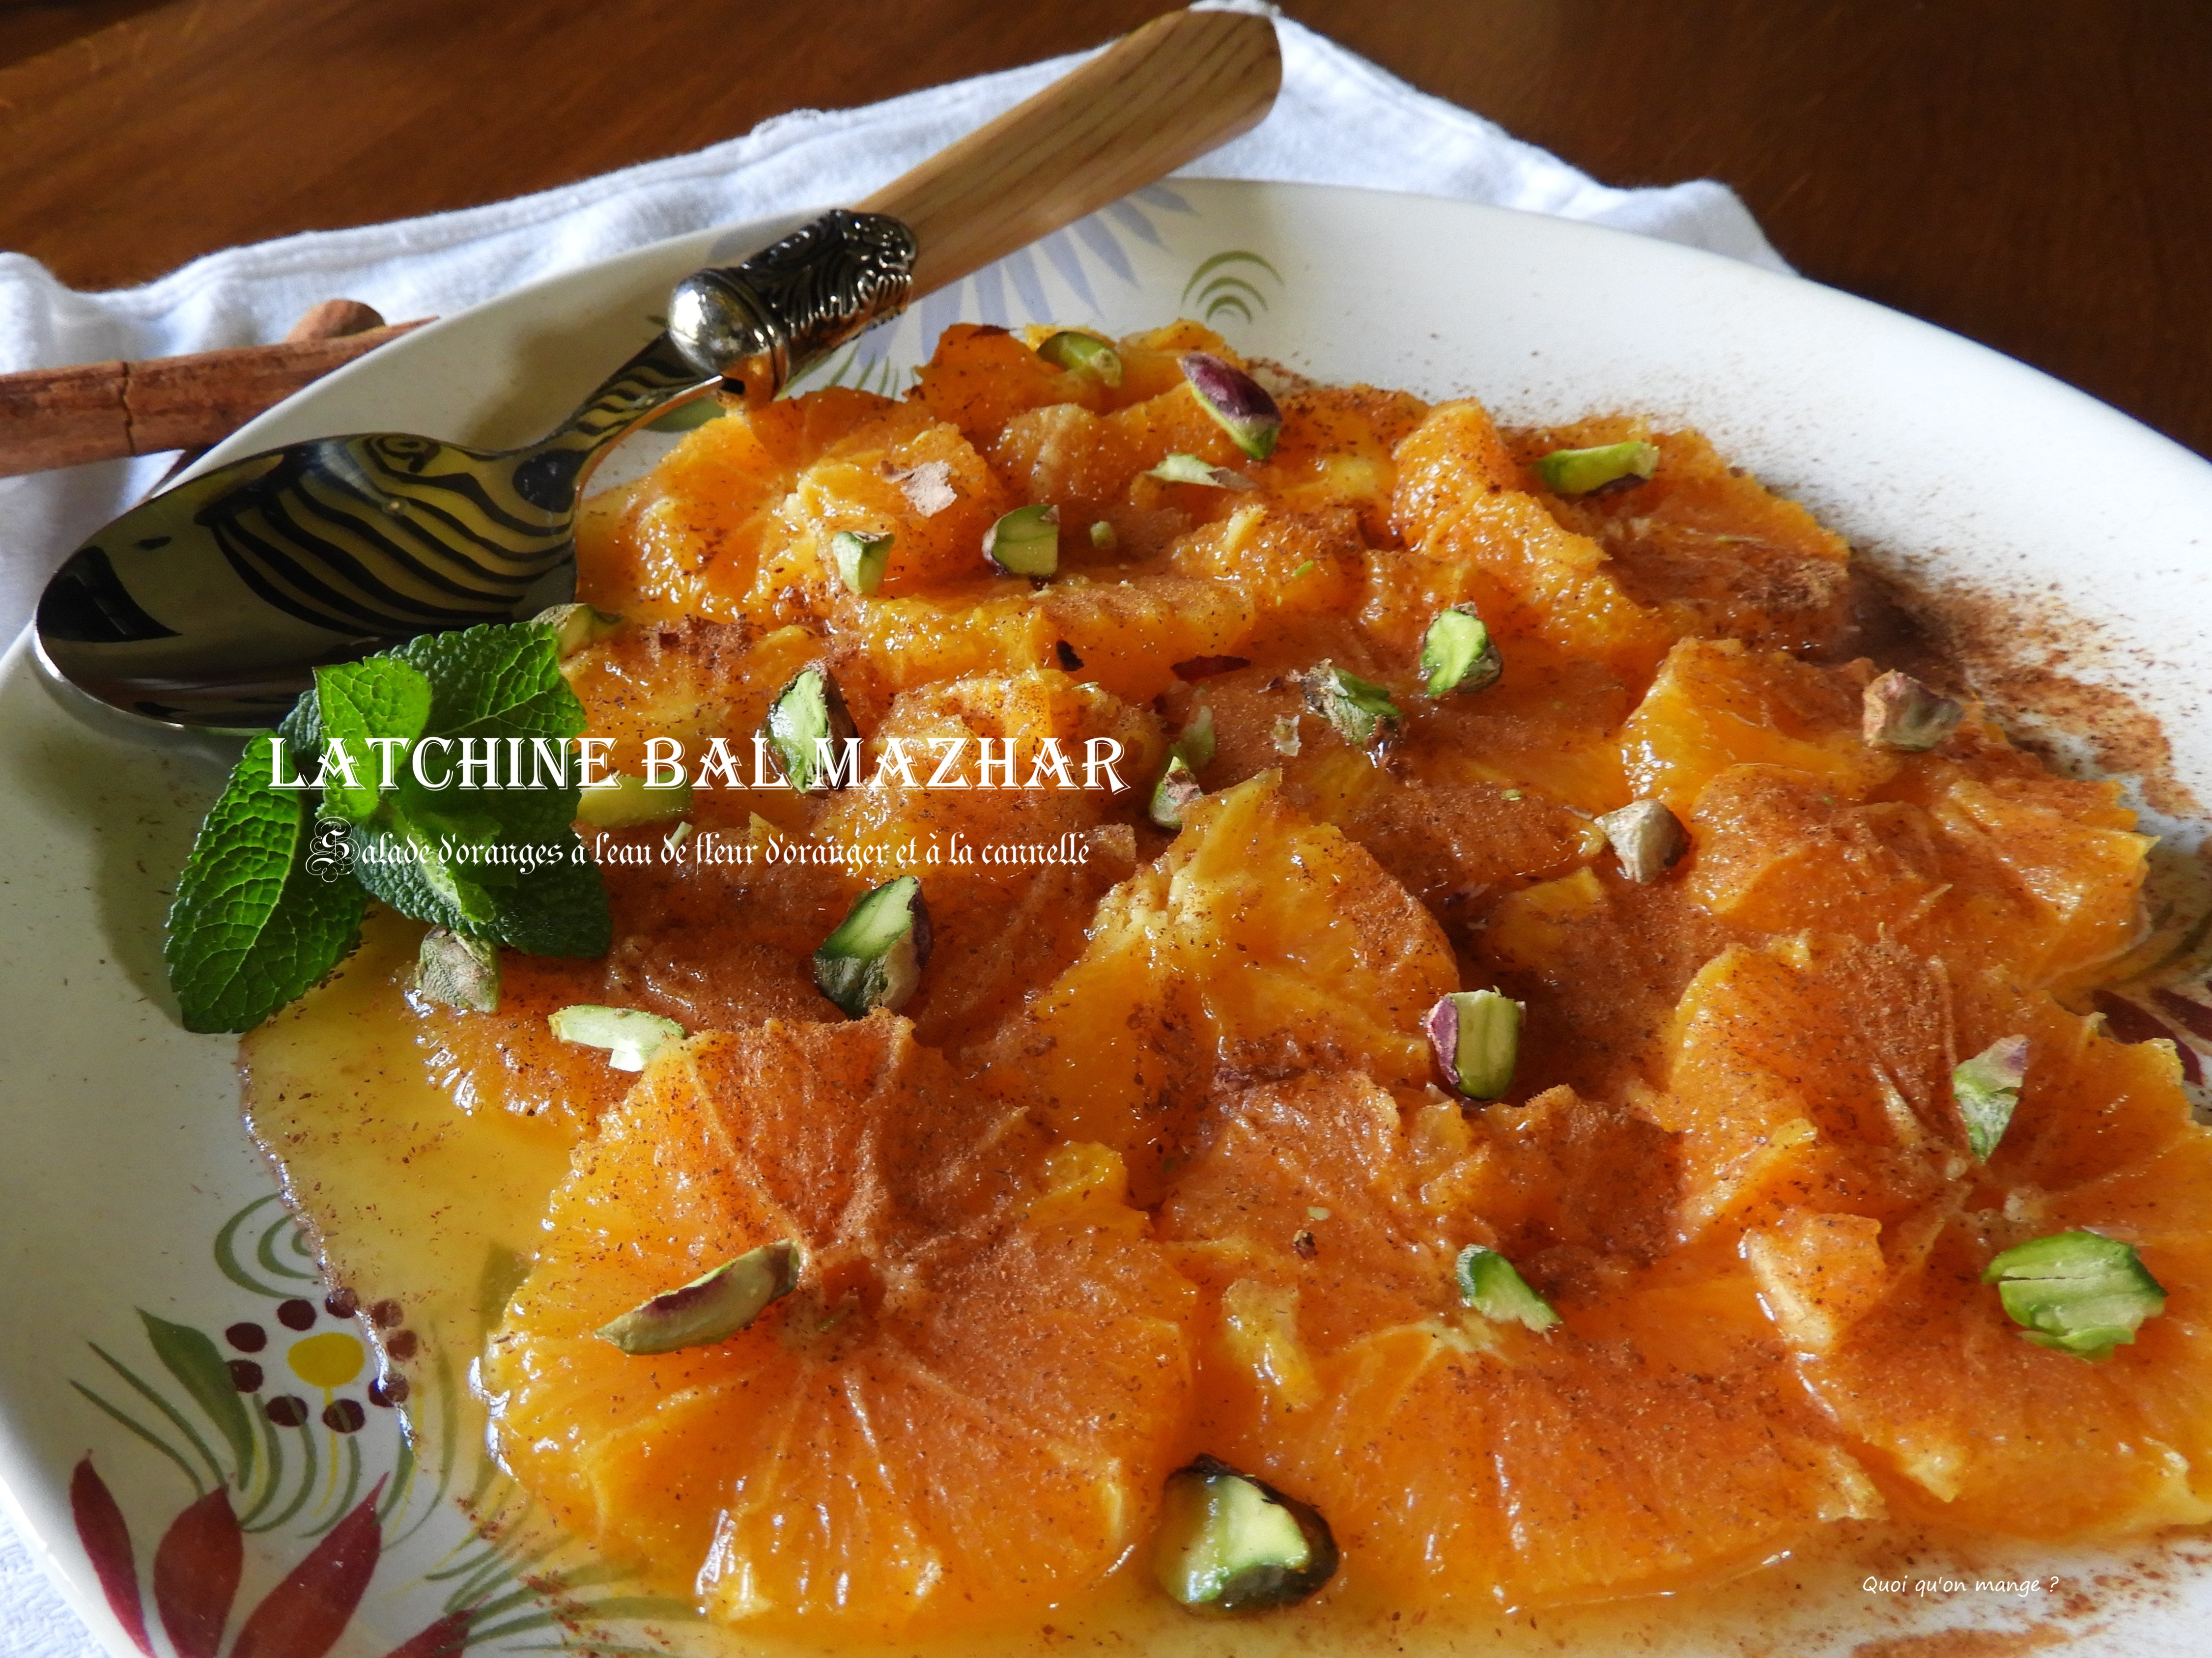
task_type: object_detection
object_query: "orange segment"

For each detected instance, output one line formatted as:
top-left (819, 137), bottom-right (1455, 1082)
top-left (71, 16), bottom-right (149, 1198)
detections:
top-left (1512, 417), bottom-right (1854, 655)
top-left (1375, 400), bottom-right (1680, 676)
top-left (1690, 759), bottom-right (2153, 993)
top-left (577, 389), bottom-right (908, 623)
top-left (485, 1016), bottom-right (1195, 1639)
top-left (1620, 638), bottom-right (1894, 812)
top-left (978, 778), bottom-right (1457, 1200)
top-left (845, 572), bottom-right (1256, 705)
top-left (1658, 934), bottom-right (1958, 1242)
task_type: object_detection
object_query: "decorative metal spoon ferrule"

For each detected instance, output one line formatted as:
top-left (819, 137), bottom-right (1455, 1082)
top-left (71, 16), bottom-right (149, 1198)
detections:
top-left (668, 209), bottom-right (920, 394)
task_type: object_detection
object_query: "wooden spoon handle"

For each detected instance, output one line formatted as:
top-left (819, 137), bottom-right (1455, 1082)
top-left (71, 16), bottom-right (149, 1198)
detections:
top-left (858, 7), bottom-right (1280, 296)
top-left (0, 312), bottom-right (428, 478)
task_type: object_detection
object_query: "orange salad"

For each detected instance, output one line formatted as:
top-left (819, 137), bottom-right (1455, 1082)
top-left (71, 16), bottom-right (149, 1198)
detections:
top-left (440, 319), bottom-right (2212, 1639)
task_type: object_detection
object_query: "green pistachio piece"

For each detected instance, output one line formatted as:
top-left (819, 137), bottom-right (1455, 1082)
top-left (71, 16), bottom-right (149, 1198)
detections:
top-left (1154, 1455), bottom-right (1338, 1615)
top-left (984, 503), bottom-right (1061, 577)
top-left (1418, 605), bottom-right (1502, 696)
top-left (576, 772), bottom-right (693, 828)
top-left (1147, 452), bottom-right (1257, 490)
top-left (813, 875), bottom-right (933, 1018)
top-left (1173, 705), bottom-right (1217, 771)
top-left (1426, 989), bottom-right (1521, 1100)
top-left (1955, 1035), bottom-right (2030, 1160)
top-left (1090, 519), bottom-right (1119, 550)
top-left (530, 602), bottom-right (624, 657)
top-left (766, 664), bottom-right (861, 793)
top-left (1296, 662), bottom-right (1399, 747)
top-left (549, 1004), bottom-right (686, 1071)
top-left (1595, 798), bottom-right (1688, 883)
top-left (830, 529), bottom-right (895, 596)
top-left (1150, 754), bottom-right (1205, 832)
top-left (596, 1240), bottom-right (802, 1355)
top-left (1180, 352), bottom-right (1282, 460)
top-left (1038, 330), bottom-right (1124, 386)
top-left (1455, 1245), bottom-right (1561, 1333)
top-left (1533, 439), bottom-right (1659, 495)
top-left (410, 927), bottom-right (500, 1014)
top-left (1984, 1230), bottom-right (2165, 1360)
top-left (1863, 669), bottom-right (1963, 752)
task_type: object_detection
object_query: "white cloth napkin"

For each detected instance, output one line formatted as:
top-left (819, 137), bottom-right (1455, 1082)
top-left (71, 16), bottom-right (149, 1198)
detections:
top-left (0, 7), bottom-right (1782, 1652)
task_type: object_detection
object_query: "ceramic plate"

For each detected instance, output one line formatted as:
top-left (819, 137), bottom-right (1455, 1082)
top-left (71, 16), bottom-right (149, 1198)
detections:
top-left (6, 179), bottom-right (2212, 1658)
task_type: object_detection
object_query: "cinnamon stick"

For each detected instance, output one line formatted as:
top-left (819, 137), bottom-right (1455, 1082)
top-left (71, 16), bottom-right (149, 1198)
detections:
top-left (0, 316), bottom-right (431, 478)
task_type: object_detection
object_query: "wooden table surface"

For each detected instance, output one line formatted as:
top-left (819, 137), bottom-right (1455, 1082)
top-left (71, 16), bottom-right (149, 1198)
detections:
top-left (1, 0), bottom-right (2208, 458)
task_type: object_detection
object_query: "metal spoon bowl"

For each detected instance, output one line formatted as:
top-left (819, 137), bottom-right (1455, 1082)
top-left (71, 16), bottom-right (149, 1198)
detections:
top-left (34, 329), bottom-right (715, 729)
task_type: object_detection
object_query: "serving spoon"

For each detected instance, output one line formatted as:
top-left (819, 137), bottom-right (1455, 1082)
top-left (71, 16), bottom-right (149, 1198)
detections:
top-left (33, 7), bottom-right (1279, 731)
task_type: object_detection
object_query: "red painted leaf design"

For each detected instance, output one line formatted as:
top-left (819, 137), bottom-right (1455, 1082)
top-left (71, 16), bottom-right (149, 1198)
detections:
top-left (381, 1608), bottom-right (472, 1658)
top-left (2151, 986), bottom-right (2212, 1046)
top-left (227, 1481), bottom-right (385, 1658)
top-left (153, 1486), bottom-right (243, 1658)
top-left (69, 1456), bottom-right (151, 1656)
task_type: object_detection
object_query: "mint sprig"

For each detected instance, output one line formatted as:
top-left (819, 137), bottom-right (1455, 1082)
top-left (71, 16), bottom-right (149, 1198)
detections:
top-left (164, 622), bottom-right (611, 1033)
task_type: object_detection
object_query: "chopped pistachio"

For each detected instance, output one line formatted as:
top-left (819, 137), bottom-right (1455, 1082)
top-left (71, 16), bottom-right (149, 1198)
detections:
top-left (1533, 439), bottom-right (1659, 495)
top-left (410, 927), bottom-right (499, 1014)
top-left (1148, 452), bottom-right (1258, 490)
top-left (1454, 1245), bottom-right (1561, 1333)
top-left (1038, 330), bottom-right (1124, 386)
top-left (1595, 798), bottom-right (1688, 882)
top-left (549, 1004), bottom-right (686, 1071)
top-left (1180, 352), bottom-right (1283, 460)
top-left (1863, 669), bottom-right (1963, 752)
top-left (984, 503), bottom-right (1061, 577)
top-left (1289, 559), bottom-right (1315, 579)
top-left (888, 458), bottom-right (956, 516)
top-left (1090, 519), bottom-right (1119, 550)
top-left (1426, 989), bottom-right (1521, 1100)
top-left (1297, 662), bottom-right (1399, 747)
top-left (1956, 1035), bottom-right (2030, 1160)
top-left (1151, 754), bottom-right (1205, 831)
top-left (1154, 1455), bottom-right (1338, 1615)
top-left (596, 1240), bottom-right (801, 1356)
top-left (1270, 714), bottom-right (1303, 756)
top-left (813, 875), bottom-right (933, 1017)
top-left (1984, 1229), bottom-right (2165, 1360)
top-left (530, 602), bottom-right (623, 657)
top-left (766, 664), bottom-right (861, 793)
top-left (1173, 705), bottom-right (1217, 771)
top-left (576, 772), bottom-right (694, 828)
top-left (830, 529), bottom-right (895, 595)
top-left (1418, 604), bottom-right (1503, 696)
top-left (1501, 788), bottom-right (1523, 802)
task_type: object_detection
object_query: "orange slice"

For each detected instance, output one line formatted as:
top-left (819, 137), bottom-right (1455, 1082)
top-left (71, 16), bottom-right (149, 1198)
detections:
top-left (484, 1016), bottom-right (1196, 1638)
top-left (1158, 1071), bottom-right (1878, 1612)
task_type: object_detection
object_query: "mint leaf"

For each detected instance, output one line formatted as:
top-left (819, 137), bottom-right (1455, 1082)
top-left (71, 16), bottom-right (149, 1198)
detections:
top-left (314, 657), bottom-right (432, 822)
top-left (482, 842), bottom-right (612, 956)
top-left (344, 621), bottom-right (604, 954)
top-left (164, 731), bottom-right (366, 1032)
top-left (394, 623), bottom-right (586, 744)
top-left (350, 813), bottom-right (607, 956)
